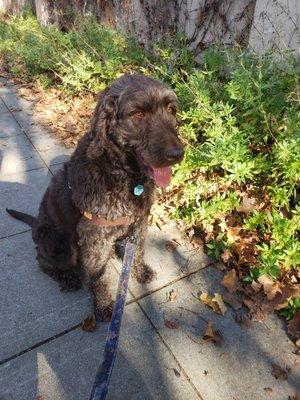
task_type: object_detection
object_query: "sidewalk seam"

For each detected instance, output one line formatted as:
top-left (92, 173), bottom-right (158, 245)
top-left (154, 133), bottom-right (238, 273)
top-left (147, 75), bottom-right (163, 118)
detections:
top-left (137, 301), bottom-right (205, 400)
top-left (0, 228), bottom-right (31, 241)
top-left (0, 323), bottom-right (81, 366)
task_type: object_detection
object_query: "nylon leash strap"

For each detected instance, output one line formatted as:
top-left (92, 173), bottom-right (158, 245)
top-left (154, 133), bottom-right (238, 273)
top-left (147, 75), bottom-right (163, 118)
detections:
top-left (89, 242), bottom-right (136, 400)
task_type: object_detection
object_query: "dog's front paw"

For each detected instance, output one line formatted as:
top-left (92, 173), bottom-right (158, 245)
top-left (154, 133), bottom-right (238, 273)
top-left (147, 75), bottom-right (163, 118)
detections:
top-left (94, 301), bottom-right (114, 322)
top-left (134, 264), bottom-right (156, 284)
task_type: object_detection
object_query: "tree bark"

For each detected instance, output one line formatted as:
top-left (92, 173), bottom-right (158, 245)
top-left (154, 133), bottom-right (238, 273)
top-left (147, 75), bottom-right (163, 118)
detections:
top-left (0, 0), bottom-right (257, 52)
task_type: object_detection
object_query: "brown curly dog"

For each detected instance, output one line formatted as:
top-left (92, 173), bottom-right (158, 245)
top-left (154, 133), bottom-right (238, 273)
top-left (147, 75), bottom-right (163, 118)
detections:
top-left (6, 73), bottom-right (184, 321)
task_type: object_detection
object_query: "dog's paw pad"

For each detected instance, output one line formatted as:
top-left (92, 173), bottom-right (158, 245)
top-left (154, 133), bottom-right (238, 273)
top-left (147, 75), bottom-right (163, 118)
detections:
top-left (135, 264), bottom-right (156, 284)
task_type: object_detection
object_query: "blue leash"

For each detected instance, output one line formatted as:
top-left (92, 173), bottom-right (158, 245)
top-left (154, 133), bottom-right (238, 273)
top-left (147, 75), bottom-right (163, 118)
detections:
top-left (89, 241), bottom-right (136, 400)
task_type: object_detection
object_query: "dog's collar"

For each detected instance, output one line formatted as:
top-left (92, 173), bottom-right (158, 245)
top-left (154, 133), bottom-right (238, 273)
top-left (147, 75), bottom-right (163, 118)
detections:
top-left (68, 180), bottom-right (134, 226)
top-left (82, 211), bottom-right (134, 226)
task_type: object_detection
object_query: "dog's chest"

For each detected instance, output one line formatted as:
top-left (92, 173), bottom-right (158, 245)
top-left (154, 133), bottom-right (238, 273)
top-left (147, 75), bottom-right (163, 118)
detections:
top-left (84, 178), bottom-right (154, 220)
top-left (105, 181), bottom-right (154, 218)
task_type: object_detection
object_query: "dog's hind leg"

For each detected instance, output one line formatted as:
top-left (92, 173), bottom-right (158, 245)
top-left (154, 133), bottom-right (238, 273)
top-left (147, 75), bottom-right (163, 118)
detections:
top-left (35, 225), bottom-right (81, 291)
top-left (37, 251), bottom-right (82, 292)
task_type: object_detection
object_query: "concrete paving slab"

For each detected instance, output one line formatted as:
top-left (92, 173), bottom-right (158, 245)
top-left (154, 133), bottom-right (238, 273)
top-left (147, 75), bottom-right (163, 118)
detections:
top-left (0, 134), bottom-right (45, 178)
top-left (113, 223), bottom-right (212, 300)
top-left (0, 231), bottom-right (92, 362)
top-left (0, 230), bottom-right (131, 363)
top-left (0, 167), bottom-right (51, 238)
top-left (12, 109), bottom-right (47, 133)
top-left (0, 98), bottom-right (8, 113)
top-left (0, 302), bottom-right (200, 400)
top-left (0, 91), bottom-right (35, 112)
top-left (0, 112), bottom-right (24, 138)
top-left (10, 111), bottom-right (72, 165)
top-left (29, 130), bottom-right (72, 166)
top-left (139, 266), bottom-right (300, 400)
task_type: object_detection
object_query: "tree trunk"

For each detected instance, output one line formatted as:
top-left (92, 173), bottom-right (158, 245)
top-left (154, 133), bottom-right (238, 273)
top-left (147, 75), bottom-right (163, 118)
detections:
top-left (0, 0), bottom-right (257, 53)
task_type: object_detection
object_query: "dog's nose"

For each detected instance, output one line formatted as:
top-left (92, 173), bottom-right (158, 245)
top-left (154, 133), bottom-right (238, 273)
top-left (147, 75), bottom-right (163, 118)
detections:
top-left (165, 147), bottom-right (184, 162)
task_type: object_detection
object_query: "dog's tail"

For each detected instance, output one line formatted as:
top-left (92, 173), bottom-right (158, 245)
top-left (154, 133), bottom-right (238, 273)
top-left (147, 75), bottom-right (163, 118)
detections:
top-left (6, 208), bottom-right (35, 227)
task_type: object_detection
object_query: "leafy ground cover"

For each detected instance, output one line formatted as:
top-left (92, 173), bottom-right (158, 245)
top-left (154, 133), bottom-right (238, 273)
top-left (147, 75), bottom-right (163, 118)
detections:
top-left (0, 11), bottom-right (299, 339)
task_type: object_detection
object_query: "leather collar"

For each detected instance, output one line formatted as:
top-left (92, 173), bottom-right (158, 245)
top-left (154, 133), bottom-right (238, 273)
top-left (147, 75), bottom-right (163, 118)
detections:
top-left (83, 211), bottom-right (134, 226)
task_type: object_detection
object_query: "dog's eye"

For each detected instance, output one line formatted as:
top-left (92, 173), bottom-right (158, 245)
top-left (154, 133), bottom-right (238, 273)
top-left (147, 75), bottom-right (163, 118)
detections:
top-left (132, 111), bottom-right (146, 119)
top-left (167, 104), bottom-right (177, 115)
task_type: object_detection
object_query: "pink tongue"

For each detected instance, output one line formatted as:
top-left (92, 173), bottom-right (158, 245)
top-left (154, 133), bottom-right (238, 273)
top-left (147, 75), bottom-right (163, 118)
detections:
top-left (151, 166), bottom-right (172, 188)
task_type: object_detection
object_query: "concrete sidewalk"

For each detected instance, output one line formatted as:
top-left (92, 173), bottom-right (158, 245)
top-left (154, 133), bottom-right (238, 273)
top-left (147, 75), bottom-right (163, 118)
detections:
top-left (0, 80), bottom-right (299, 400)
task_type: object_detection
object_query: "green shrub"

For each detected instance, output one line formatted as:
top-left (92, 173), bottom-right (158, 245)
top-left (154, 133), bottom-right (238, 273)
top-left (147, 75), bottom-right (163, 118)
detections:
top-left (171, 47), bottom-right (300, 280)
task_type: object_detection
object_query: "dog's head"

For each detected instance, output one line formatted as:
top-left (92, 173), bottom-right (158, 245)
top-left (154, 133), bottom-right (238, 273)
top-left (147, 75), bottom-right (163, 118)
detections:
top-left (87, 73), bottom-right (184, 187)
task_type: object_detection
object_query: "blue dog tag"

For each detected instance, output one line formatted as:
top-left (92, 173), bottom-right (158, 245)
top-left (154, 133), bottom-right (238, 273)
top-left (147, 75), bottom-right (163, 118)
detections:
top-left (134, 184), bottom-right (144, 196)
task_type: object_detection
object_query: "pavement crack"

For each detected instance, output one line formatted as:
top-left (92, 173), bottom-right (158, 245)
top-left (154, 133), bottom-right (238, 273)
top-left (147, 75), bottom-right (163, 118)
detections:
top-left (127, 262), bottom-right (215, 304)
top-left (0, 323), bottom-right (81, 366)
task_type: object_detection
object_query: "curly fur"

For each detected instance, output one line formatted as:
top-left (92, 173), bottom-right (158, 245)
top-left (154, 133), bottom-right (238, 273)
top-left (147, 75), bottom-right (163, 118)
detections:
top-left (7, 73), bottom-right (183, 321)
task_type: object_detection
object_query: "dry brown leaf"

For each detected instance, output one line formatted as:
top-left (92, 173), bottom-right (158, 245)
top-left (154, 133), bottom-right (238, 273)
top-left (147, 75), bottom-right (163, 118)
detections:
top-left (226, 226), bottom-right (241, 242)
top-left (221, 269), bottom-right (237, 293)
top-left (271, 363), bottom-right (288, 381)
top-left (223, 292), bottom-right (242, 310)
top-left (221, 249), bottom-right (234, 264)
top-left (262, 286), bottom-right (300, 312)
top-left (288, 311), bottom-right (300, 340)
top-left (164, 320), bottom-right (179, 329)
top-left (296, 339), bottom-right (300, 349)
top-left (81, 315), bottom-right (96, 332)
top-left (237, 193), bottom-right (259, 214)
top-left (251, 280), bottom-right (262, 293)
top-left (165, 241), bottom-right (179, 252)
top-left (232, 240), bottom-right (258, 266)
top-left (202, 321), bottom-right (222, 347)
top-left (294, 393), bottom-right (300, 400)
top-left (199, 293), bottom-right (227, 315)
top-left (166, 289), bottom-right (178, 302)
top-left (258, 274), bottom-right (282, 300)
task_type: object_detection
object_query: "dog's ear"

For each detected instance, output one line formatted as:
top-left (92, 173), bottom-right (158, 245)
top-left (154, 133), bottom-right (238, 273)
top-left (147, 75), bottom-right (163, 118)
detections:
top-left (87, 87), bottom-right (116, 159)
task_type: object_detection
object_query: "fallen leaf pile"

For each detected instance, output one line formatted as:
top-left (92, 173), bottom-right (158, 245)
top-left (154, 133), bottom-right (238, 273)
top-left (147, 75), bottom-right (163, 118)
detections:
top-left (220, 266), bottom-right (300, 341)
top-left (16, 82), bottom-right (96, 148)
top-left (258, 275), bottom-right (282, 300)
